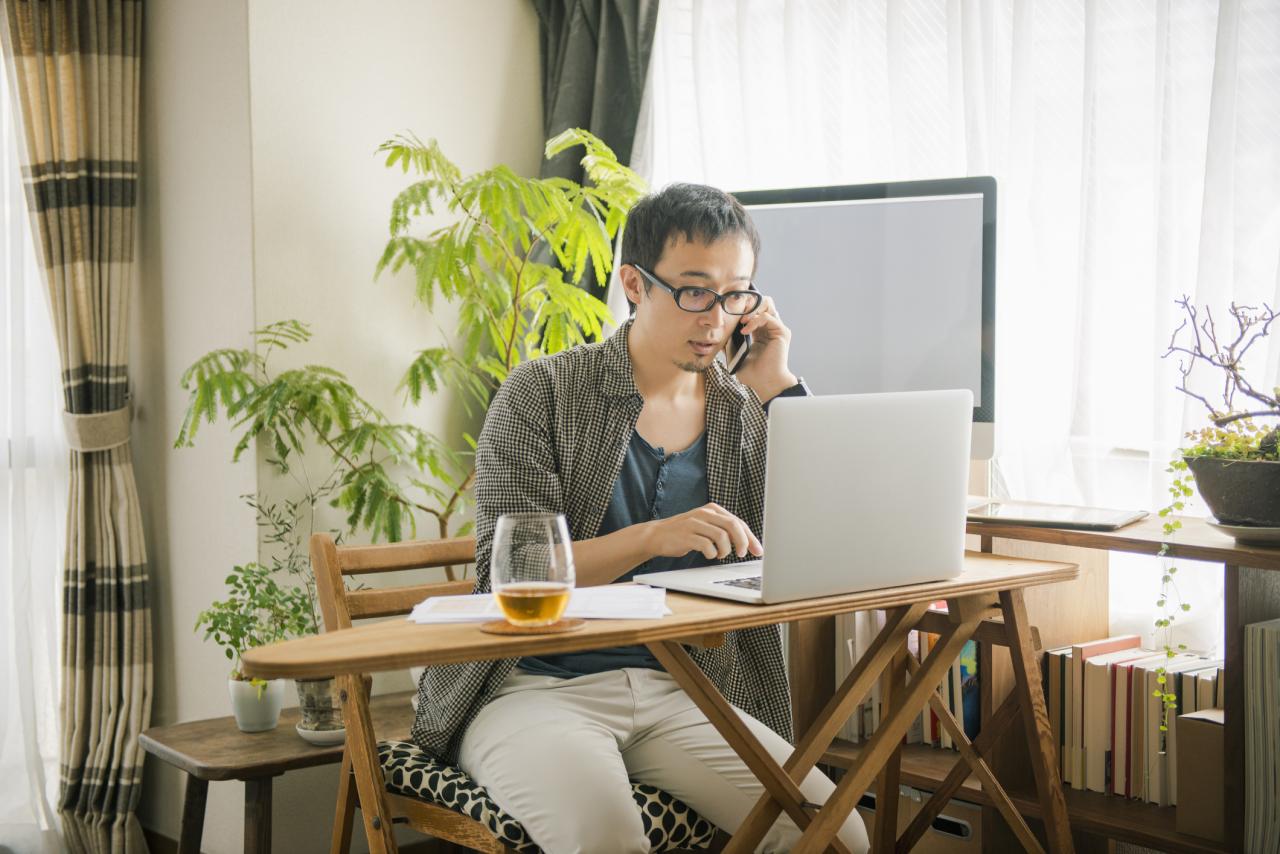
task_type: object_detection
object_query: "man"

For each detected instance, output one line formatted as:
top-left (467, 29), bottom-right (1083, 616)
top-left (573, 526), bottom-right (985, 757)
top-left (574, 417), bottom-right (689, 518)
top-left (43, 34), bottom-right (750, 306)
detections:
top-left (412, 183), bottom-right (869, 853)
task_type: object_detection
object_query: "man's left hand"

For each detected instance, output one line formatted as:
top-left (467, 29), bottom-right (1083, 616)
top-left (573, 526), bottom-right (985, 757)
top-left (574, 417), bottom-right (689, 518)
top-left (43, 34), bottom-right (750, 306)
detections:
top-left (732, 295), bottom-right (798, 403)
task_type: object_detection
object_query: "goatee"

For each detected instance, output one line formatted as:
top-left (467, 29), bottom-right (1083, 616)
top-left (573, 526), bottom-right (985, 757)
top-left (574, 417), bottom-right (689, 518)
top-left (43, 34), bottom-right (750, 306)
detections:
top-left (675, 357), bottom-right (710, 373)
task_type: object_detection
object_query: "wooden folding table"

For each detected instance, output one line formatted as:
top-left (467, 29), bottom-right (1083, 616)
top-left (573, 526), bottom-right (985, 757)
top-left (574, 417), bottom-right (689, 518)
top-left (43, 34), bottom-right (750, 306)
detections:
top-left (242, 552), bottom-right (1078, 853)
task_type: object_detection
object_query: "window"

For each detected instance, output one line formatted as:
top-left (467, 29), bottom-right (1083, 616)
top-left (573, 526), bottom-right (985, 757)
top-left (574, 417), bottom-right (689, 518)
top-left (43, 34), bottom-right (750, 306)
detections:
top-left (634, 0), bottom-right (1280, 652)
top-left (1, 53), bottom-right (65, 849)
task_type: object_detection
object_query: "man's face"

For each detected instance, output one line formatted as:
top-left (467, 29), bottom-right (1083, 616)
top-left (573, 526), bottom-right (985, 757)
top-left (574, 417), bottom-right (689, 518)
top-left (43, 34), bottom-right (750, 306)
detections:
top-left (626, 233), bottom-right (756, 373)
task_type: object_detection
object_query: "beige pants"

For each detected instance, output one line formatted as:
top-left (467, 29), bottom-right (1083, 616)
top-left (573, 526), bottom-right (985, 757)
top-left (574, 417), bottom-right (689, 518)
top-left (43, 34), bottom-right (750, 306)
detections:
top-left (457, 667), bottom-right (870, 854)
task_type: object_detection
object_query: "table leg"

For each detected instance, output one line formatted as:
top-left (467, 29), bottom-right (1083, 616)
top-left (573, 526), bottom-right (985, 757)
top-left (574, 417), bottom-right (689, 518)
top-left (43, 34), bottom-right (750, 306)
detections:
top-left (872, 649), bottom-right (906, 854)
top-left (333, 749), bottom-right (357, 854)
top-left (646, 640), bottom-right (854, 854)
top-left (245, 776), bottom-right (273, 854)
top-left (793, 607), bottom-right (984, 853)
top-left (897, 690), bottom-right (1020, 853)
top-left (734, 603), bottom-right (931, 850)
top-left (1000, 588), bottom-right (1073, 854)
top-left (177, 775), bottom-right (208, 854)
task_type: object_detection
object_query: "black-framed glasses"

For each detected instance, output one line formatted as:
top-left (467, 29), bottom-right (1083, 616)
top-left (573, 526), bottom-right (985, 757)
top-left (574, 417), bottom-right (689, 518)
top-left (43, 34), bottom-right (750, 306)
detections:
top-left (634, 265), bottom-right (762, 315)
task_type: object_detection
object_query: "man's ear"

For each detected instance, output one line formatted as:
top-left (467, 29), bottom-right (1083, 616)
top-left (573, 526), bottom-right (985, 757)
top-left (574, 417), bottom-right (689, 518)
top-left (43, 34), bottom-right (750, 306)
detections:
top-left (619, 265), bottom-right (644, 307)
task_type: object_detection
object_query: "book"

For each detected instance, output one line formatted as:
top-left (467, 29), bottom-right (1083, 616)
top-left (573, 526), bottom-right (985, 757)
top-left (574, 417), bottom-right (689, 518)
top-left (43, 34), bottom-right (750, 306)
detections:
top-left (1142, 654), bottom-right (1212, 806)
top-left (1042, 646), bottom-right (1071, 782)
top-left (959, 638), bottom-right (980, 739)
top-left (1194, 666), bottom-right (1218, 712)
top-left (1083, 647), bottom-right (1153, 792)
top-left (1069, 635), bottom-right (1140, 788)
top-left (919, 630), bottom-right (933, 744)
top-left (836, 609), bottom-right (886, 743)
top-left (1112, 652), bottom-right (1166, 799)
top-left (1130, 656), bottom-right (1148, 801)
top-left (1245, 618), bottom-right (1280, 852)
top-left (951, 652), bottom-right (965, 746)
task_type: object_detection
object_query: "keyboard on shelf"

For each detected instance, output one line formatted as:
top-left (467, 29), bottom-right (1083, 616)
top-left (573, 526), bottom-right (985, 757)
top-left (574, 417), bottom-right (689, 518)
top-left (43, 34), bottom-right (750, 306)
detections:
top-left (714, 575), bottom-right (762, 591)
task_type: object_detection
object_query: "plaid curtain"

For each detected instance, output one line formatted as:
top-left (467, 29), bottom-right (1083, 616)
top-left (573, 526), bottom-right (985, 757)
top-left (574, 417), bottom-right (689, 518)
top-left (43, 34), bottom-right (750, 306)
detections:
top-left (0, 2), bottom-right (150, 852)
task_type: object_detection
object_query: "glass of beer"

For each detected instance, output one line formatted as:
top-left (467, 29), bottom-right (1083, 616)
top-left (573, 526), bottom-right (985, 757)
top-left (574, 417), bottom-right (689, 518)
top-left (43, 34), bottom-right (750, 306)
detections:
top-left (491, 512), bottom-right (575, 627)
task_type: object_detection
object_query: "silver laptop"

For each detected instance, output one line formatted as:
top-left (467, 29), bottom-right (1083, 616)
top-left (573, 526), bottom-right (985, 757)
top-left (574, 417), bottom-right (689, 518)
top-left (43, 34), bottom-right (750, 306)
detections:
top-left (633, 389), bottom-right (973, 604)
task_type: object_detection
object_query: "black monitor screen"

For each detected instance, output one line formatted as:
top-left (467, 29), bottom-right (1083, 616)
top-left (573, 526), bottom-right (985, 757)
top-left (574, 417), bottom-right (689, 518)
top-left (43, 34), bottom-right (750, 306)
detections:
top-left (734, 177), bottom-right (995, 425)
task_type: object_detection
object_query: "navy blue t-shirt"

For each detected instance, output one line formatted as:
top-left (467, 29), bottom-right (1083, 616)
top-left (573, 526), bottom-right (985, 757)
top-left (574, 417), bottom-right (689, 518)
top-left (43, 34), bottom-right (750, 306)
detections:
top-left (518, 430), bottom-right (709, 677)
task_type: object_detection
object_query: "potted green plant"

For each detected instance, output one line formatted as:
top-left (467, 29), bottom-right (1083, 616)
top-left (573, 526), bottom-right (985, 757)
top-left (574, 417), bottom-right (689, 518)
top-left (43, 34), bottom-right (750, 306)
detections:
top-left (249, 492), bottom-right (347, 742)
top-left (195, 561), bottom-right (312, 732)
top-left (177, 129), bottom-right (643, 730)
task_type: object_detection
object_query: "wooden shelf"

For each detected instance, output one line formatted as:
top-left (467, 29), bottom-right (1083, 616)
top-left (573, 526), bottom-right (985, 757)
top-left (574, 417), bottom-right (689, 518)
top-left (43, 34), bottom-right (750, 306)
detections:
top-left (823, 739), bottom-right (1229, 854)
top-left (967, 514), bottom-right (1280, 571)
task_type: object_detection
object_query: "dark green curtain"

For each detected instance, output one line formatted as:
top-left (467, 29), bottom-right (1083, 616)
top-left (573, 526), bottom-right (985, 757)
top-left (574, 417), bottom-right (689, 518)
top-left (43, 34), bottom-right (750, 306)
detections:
top-left (533, 0), bottom-right (659, 297)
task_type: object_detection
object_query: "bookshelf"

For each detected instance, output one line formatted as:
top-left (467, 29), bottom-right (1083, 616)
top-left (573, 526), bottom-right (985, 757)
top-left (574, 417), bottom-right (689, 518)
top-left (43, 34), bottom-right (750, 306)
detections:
top-left (793, 515), bottom-right (1280, 852)
top-left (824, 740), bottom-right (1229, 854)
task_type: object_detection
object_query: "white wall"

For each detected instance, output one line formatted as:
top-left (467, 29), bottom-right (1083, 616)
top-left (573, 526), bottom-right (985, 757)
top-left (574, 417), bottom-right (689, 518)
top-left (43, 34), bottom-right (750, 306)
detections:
top-left (134, 2), bottom-right (542, 851)
top-left (247, 0), bottom-right (543, 541)
top-left (134, 0), bottom-right (260, 849)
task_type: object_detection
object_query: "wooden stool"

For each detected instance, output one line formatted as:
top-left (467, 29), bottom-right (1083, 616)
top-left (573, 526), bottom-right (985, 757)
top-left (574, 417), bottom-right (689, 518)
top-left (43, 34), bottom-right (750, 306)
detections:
top-left (139, 691), bottom-right (414, 853)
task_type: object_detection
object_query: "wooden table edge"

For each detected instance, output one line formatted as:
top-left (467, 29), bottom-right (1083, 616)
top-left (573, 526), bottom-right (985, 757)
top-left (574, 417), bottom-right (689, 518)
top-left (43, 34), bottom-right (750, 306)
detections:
top-left (139, 691), bottom-right (415, 780)
top-left (242, 555), bottom-right (1079, 681)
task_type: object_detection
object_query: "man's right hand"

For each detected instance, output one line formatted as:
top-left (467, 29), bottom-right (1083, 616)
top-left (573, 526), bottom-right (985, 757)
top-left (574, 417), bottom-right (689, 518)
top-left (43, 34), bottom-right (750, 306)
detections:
top-left (642, 503), bottom-right (764, 562)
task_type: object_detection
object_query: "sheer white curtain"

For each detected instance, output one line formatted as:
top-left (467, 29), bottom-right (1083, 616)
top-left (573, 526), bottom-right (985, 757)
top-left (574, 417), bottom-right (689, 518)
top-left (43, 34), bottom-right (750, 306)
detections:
top-left (629, 0), bottom-right (1280, 653)
top-left (1, 49), bottom-right (66, 854)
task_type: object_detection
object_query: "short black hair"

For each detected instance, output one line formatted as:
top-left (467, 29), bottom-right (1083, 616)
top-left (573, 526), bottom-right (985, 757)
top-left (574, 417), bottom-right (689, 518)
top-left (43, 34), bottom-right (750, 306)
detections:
top-left (621, 183), bottom-right (761, 276)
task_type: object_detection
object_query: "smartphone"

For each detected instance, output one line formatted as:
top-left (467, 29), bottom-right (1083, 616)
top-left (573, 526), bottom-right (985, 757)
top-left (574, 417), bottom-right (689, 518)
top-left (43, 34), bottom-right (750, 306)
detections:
top-left (723, 283), bottom-right (758, 374)
top-left (724, 323), bottom-right (751, 373)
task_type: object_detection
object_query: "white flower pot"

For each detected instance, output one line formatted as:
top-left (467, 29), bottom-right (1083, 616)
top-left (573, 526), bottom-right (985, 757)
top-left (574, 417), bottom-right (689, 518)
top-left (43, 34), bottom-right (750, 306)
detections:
top-left (228, 678), bottom-right (286, 732)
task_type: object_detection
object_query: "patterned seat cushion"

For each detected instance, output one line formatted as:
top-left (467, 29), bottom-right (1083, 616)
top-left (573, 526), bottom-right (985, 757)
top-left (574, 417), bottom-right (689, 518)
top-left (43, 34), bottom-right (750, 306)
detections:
top-left (378, 740), bottom-right (717, 852)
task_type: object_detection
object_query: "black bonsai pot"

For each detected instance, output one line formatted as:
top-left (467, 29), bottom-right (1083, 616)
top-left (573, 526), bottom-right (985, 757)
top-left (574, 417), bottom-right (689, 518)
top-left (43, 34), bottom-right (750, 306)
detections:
top-left (1185, 456), bottom-right (1280, 527)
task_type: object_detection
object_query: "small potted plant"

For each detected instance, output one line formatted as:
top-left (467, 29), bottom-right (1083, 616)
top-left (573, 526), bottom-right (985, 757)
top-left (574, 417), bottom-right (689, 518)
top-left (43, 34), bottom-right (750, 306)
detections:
top-left (250, 493), bottom-right (348, 743)
top-left (195, 560), bottom-right (312, 732)
top-left (1165, 297), bottom-right (1280, 531)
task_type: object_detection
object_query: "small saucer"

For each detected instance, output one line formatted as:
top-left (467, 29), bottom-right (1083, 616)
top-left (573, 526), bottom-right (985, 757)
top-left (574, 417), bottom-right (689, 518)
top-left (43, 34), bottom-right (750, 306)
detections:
top-left (296, 724), bottom-right (346, 746)
top-left (479, 618), bottom-right (586, 635)
top-left (1206, 520), bottom-right (1280, 546)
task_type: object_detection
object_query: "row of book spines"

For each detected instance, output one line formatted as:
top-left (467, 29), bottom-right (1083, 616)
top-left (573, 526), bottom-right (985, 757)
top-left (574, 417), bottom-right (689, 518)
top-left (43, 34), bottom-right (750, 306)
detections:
top-left (839, 628), bottom-right (978, 749)
top-left (1041, 636), bottom-right (1223, 806)
top-left (917, 631), bottom-right (977, 750)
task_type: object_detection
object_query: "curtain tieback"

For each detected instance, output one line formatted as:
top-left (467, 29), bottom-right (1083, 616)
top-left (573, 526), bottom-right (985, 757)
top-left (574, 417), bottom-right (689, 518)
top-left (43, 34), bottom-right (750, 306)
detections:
top-left (62, 402), bottom-right (133, 452)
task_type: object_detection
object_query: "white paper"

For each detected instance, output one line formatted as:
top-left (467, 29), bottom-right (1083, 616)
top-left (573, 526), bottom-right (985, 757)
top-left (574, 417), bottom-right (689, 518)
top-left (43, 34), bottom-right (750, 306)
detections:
top-left (567, 585), bottom-right (669, 619)
top-left (408, 595), bottom-right (504, 623)
top-left (408, 584), bottom-right (669, 624)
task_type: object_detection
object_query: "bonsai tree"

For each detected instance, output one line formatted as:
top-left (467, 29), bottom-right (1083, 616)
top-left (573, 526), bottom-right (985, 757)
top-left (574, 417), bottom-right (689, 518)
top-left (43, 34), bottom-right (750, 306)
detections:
top-left (177, 129), bottom-right (645, 609)
top-left (1165, 296), bottom-right (1280, 458)
top-left (1152, 297), bottom-right (1278, 727)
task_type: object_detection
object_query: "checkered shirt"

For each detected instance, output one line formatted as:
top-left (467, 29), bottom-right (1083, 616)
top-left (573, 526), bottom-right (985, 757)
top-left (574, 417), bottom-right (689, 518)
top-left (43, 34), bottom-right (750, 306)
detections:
top-left (410, 320), bottom-right (793, 762)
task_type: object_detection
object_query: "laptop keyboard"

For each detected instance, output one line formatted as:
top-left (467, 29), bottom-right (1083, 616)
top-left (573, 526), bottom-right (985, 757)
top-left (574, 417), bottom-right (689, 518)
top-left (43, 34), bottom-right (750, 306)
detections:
top-left (714, 575), bottom-right (762, 591)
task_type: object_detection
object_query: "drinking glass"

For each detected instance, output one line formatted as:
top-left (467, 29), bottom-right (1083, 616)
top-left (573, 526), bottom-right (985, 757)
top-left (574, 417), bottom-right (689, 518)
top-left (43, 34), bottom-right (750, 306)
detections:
top-left (490, 512), bottom-right (575, 627)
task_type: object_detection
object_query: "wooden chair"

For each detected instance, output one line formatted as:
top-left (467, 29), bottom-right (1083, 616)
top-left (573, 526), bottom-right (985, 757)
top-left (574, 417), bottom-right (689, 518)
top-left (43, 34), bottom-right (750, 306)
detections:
top-left (310, 532), bottom-right (721, 854)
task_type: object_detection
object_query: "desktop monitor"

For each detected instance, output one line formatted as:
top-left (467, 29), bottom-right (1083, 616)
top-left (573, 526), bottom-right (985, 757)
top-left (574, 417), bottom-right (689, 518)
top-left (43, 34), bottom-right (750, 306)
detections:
top-left (733, 177), bottom-right (996, 459)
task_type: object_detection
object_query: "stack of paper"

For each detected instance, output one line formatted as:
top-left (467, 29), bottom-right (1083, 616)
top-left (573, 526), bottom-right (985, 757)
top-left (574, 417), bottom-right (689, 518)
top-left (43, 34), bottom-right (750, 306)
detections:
top-left (409, 584), bottom-right (670, 624)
